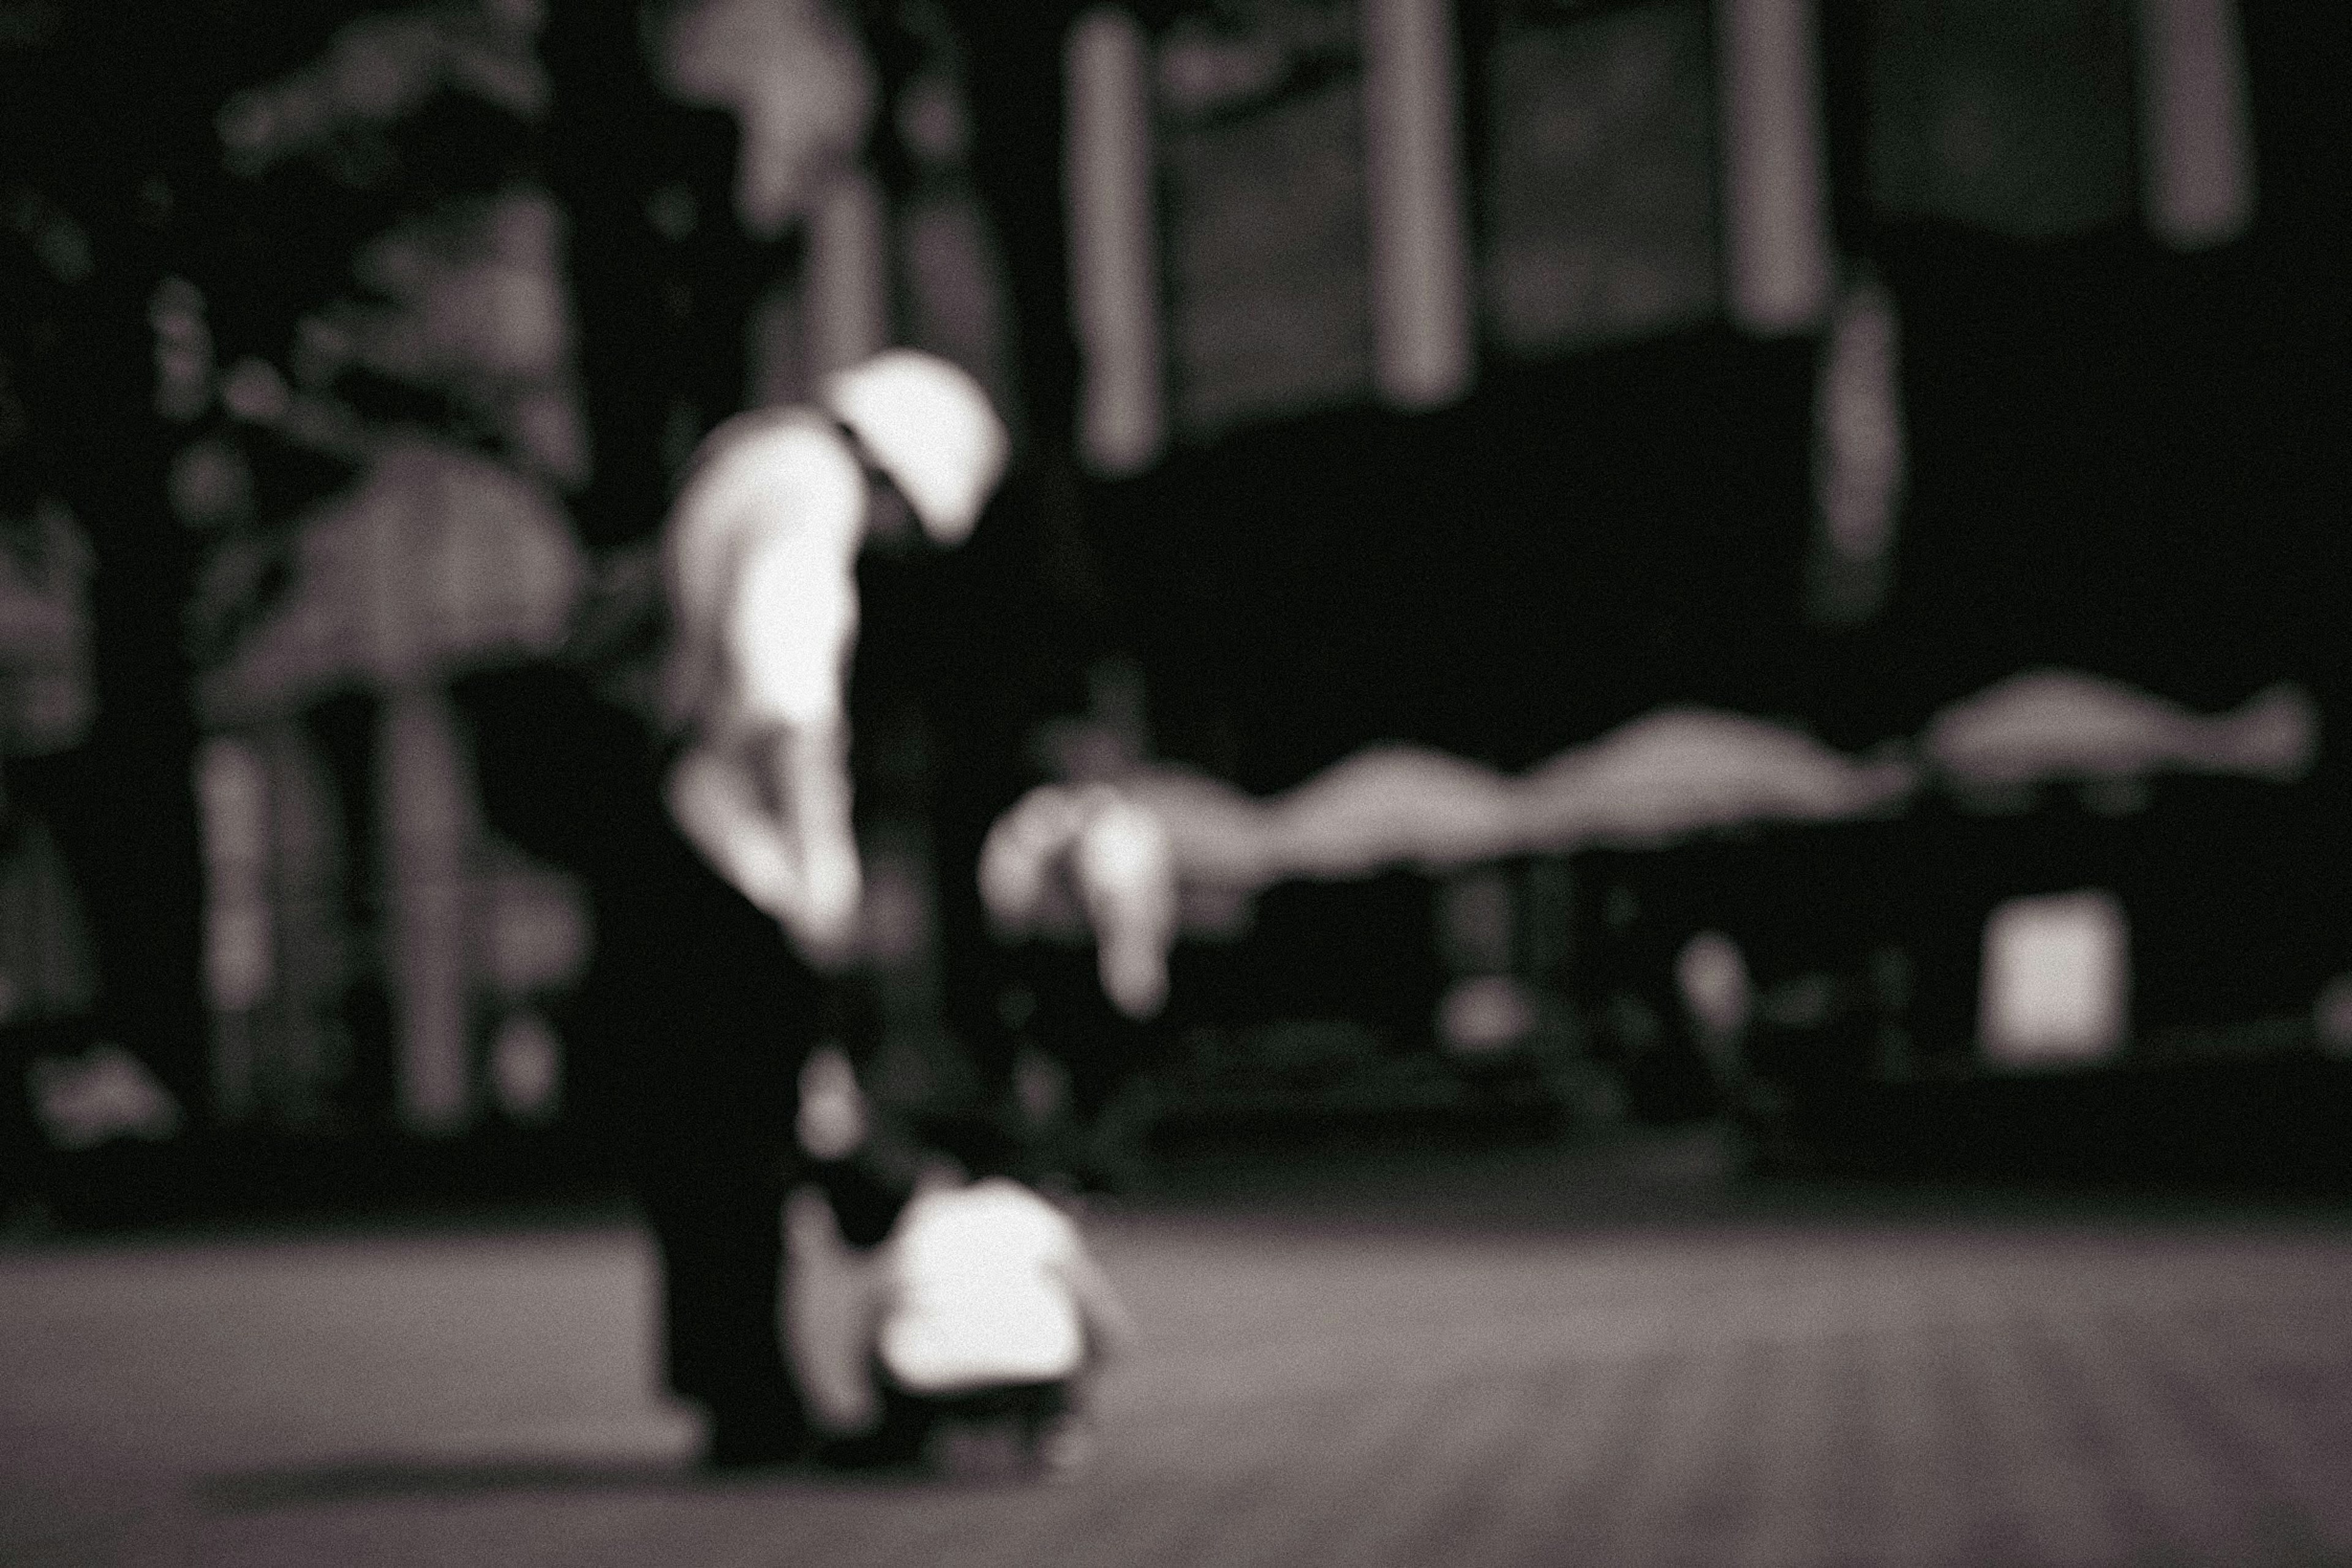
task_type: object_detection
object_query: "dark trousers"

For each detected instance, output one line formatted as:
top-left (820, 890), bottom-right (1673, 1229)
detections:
top-left (638, 1142), bottom-right (922, 1457)
top-left (866, 1354), bottom-right (1072, 1461)
top-left (640, 1159), bottom-right (803, 1446)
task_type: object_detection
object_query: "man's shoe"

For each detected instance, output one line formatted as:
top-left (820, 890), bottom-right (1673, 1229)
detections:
top-left (702, 1415), bottom-right (812, 1472)
top-left (810, 1430), bottom-right (927, 1474)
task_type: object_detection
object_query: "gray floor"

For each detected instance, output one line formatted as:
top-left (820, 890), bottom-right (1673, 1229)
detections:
top-left (6, 1129), bottom-right (2351, 1567)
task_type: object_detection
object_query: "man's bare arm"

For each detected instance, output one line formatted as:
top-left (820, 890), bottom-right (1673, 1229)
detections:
top-left (666, 725), bottom-right (862, 967)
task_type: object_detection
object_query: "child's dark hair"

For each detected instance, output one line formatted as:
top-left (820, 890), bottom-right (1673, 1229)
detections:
top-left (919, 1107), bottom-right (1032, 1182)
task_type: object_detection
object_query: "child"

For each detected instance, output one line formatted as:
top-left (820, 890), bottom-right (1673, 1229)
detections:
top-left (829, 1115), bottom-right (1135, 1476)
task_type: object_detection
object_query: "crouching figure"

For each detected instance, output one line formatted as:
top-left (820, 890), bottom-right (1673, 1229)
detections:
top-left (828, 1117), bottom-right (1136, 1478)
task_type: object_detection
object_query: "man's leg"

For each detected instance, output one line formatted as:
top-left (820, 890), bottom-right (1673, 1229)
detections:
top-left (816, 1356), bottom-right (938, 1469)
top-left (642, 1164), bottom-right (810, 1468)
top-left (1012, 1379), bottom-right (1093, 1474)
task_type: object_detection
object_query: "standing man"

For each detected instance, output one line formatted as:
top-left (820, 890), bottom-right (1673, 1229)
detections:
top-left (456, 0), bottom-right (1013, 1466)
top-left (461, 349), bottom-right (1006, 1469)
top-left (660, 345), bottom-right (1008, 1464)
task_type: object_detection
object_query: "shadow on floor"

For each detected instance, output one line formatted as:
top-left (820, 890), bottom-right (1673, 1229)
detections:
top-left (198, 1454), bottom-right (710, 1510)
top-left (198, 1445), bottom-right (1023, 1511)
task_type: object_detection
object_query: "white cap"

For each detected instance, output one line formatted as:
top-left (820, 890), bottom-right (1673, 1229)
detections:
top-left (821, 349), bottom-right (1009, 547)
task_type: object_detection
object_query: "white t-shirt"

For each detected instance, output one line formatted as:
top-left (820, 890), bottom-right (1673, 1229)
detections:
top-left (663, 409), bottom-right (865, 734)
top-left (876, 1178), bottom-right (1088, 1394)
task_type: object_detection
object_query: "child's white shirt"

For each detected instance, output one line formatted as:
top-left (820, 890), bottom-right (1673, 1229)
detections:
top-left (876, 1177), bottom-right (1088, 1395)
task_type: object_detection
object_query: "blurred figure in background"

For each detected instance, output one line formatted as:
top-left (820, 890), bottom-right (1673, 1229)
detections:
top-left (979, 769), bottom-right (1178, 1191)
top-left (979, 699), bottom-right (1920, 1156)
top-left (0, 784), bottom-right (100, 1229)
top-left (1, 489), bottom-right (102, 1227)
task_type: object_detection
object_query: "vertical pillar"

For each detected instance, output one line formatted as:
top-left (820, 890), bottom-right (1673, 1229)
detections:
top-left (1716, 0), bottom-right (1834, 334)
top-left (747, 282), bottom-right (809, 410)
top-left (1807, 272), bottom-right (1906, 627)
top-left (380, 685), bottom-right (475, 1134)
top-left (1065, 6), bottom-right (1166, 477)
top-left (809, 168), bottom-right (891, 379)
top-left (260, 718), bottom-right (345, 1123)
top-left (2134, 0), bottom-right (2256, 250)
top-left (195, 734), bottom-right (272, 1122)
top-left (1362, 0), bottom-right (1474, 410)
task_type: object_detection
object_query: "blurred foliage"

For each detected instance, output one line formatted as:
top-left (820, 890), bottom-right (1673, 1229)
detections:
top-left (167, 1), bottom-right (586, 690)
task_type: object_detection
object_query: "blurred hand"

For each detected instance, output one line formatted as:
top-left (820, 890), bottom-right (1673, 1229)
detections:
top-left (666, 726), bottom-right (862, 969)
top-left (796, 1044), bottom-right (869, 1159)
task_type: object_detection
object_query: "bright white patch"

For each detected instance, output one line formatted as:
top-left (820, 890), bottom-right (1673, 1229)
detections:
top-left (1676, 930), bottom-right (1753, 1038)
top-left (1978, 890), bottom-right (2130, 1069)
top-left (2315, 974), bottom-right (2352, 1058)
top-left (796, 1044), bottom-right (869, 1161)
top-left (822, 350), bottom-right (1008, 546)
top-left (666, 415), bottom-right (865, 733)
top-left (1073, 794), bottom-right (1177, 1020)
top-left (30, 1044), bottom-right (183, 1151)
top-left (727, 526), bottom-right (857, 729)
top-left (1438, 975), bottom-right (1537, 1056)
top-left (878, 1178), bottom-right (1088, 1393)
top-left (978, 783), bottom-right (1177, 1019)
top-left (489, 1011), bottom-right (562, 1123)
